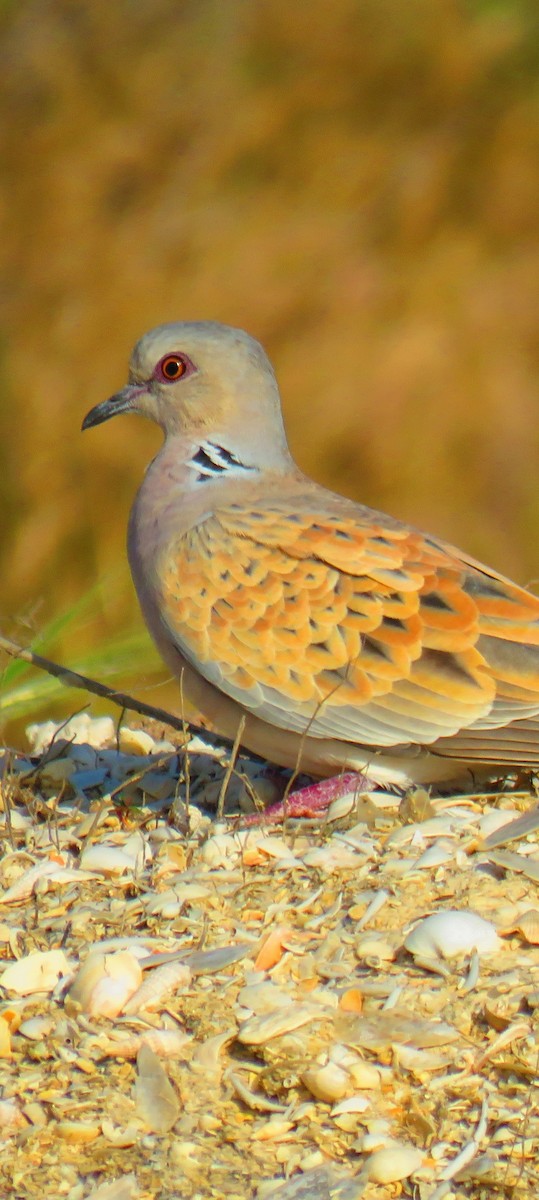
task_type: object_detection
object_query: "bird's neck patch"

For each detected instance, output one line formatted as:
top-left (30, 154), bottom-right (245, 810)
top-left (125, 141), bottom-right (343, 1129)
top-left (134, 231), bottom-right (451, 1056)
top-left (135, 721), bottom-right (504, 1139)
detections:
top-left (187, 441), bottom-right (256, 482)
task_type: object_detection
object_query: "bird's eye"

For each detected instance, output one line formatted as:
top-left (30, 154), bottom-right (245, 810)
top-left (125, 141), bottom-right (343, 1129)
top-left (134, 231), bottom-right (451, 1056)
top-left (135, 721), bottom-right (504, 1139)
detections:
top-left (158, 353), bottom-right (189, 382)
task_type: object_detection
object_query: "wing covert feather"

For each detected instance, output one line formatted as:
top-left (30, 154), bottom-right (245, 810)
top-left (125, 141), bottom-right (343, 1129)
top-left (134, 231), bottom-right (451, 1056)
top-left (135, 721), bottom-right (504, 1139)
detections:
top-left (157, 499), bottom-right (539, 750)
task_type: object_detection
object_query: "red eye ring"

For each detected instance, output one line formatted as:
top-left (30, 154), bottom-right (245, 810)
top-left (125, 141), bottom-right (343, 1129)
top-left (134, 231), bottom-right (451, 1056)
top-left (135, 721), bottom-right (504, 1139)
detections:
top-left (159, 354), bottom-right (187, 381)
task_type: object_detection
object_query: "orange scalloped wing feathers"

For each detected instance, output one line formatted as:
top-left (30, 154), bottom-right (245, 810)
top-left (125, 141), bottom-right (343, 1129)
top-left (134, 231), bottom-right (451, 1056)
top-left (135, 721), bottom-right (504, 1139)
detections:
top-left (157, 500), bottom-right (539, 751)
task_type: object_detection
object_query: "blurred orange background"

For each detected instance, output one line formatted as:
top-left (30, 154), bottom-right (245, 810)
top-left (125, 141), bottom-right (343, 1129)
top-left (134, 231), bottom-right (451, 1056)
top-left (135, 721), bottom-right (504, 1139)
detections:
top-left (2, 0), bottom-right (539, 718)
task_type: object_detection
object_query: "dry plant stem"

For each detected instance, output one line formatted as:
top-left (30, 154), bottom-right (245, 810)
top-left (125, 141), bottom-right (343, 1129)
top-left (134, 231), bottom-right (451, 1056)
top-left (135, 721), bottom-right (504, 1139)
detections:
top-left (0, 631), bottom-right (261, 763)
top-left (216, 715), bottom-right (245, 819)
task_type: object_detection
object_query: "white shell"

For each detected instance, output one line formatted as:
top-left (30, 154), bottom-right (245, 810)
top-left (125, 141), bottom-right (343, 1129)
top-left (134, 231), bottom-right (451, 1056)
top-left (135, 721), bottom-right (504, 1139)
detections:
top-left (365, 1142), bottom-right (424, 1183)
top-left (26, 713), bottom-right (115, 753)
top-left (347, 1060), bottom-right (382, 1090)
top-left (201, 832), bottom-right (244, 867)
top-left (478, 809), bottom-right (520, 837)
top-left (0, 858), bottom-right (70, 905)
top-left (301, 844), bottom-right (365, 871)
top-left (18, 1015), bottom-right (56, 1040)
top-left (0, 949), bottom-right (70, 995)
top-left (251, 834), bottom-right (299, 860)
top-left (302, 1062), bottom-right (350, 1103)
top-left (79, 845), bottom-right (139, 875)
top-left (410, 840), bottom-right (455, 870)
top-left (68, 950), bottom-right (142, 1017)
top-left (355, 936), bottom-right (396, 962)
top-left (326, 793), bottom-right (358, 821)
top-left (404, 910), bottom-right (500, 960)
top-left (332, 1095), bottom-right (371, 1115)
top-left (118, 726), bottom-right (158, 756)
top-left (142, 891), bottom-right (181, 919)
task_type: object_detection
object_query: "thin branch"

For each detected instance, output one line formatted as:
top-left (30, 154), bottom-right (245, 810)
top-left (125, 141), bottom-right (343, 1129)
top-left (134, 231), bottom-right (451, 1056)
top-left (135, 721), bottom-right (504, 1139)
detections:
top-left (0, 631), bottom-right (262, 763)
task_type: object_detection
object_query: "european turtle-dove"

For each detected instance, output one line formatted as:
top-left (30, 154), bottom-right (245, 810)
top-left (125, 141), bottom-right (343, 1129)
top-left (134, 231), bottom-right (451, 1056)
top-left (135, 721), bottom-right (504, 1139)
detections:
top-left (83, 321), bottom-right (539, 791)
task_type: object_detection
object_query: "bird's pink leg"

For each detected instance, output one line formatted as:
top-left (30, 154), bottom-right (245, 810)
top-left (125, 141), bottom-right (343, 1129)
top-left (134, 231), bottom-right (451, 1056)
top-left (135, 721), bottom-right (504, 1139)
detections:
top-left (241, 771), bottom-right (370, 825)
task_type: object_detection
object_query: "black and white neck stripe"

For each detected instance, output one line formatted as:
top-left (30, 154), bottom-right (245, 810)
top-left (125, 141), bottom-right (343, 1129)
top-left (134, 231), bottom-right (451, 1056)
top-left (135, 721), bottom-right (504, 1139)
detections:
top-left (188, 442), bottom-right (256, 482)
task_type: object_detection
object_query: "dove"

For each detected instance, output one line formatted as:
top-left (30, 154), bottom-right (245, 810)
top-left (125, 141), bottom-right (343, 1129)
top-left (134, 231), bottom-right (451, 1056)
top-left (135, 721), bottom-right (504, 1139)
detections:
top-left (82, 320), bottom-right (539, 801)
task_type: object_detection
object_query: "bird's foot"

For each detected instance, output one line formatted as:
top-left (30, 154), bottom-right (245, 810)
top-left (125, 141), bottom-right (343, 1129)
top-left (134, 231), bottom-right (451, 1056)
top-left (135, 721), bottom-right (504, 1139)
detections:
top-left (241, 770), bottom-right (370, 825)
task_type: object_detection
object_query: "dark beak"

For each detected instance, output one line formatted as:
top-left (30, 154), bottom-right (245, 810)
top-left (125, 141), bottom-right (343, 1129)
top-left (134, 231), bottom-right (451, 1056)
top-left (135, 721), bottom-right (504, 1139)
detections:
top-left (82, 384), bottom-right (145, 431)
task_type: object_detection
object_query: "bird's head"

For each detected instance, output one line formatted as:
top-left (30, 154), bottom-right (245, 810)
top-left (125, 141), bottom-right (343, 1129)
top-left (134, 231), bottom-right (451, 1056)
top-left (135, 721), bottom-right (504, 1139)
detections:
top-left (82, 321), bottom-right (293, 471)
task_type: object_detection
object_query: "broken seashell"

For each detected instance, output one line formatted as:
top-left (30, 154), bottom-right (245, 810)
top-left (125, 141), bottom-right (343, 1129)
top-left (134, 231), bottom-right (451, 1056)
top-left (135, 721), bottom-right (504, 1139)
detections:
top-left (326, 792), bottom-right (360, 822)
top-left (408, 840), bottom-right (455, 871)
top-left (69, 950), bottom-right (142, 1017)
top-left (347, 1060), bottom-right (382, 1090)
top-left (26, 713), bottom-right (115, 753)
top-left (228, 1071), bottom-right (287, 1113)
top-left (101, 1119), bottom-right (141, 1147)
top-left (332, 1095), bottom-right (371, 1117)
top-left (301, 843), bottom-right (366, 872)
top-left (236, 982), bottom-right (293, 1016)
top-left (200, 831), bottom-right (245, 868)
top-left (18, 1014), bottom-right (56, 1041)
top-left (96, 1028), bottom-right (190, 1059)
top-left (501, 908), bottom-right (539, 945)
top-left (483, 994), bottom-right (520, 1032)
top-left (191, 1029), bottom-right (235, 1073)
top-left (478, 809), bottom-right (520, 838)
top-left (404, 910), bottom-right (500, 961)
top-left (143, 890), bottom-right (181, 919)
top-left (350, 889), bottom-right (389, 931)
top-left (302, 1062), bottom-right (350, 1103)
top-left (253, 835), bottom-right (301, 861)
top-left (254, 926), bottom-right (291, 971)
top-left (364, 1142), bottom-right (424, 1183)
top-left (355, 936), bottom-right (396, 962)
top-left (0, 949), bottom-right (71, 996)
top-left (135, 1043), bottom-right (180, 1133)
top-left (0, 857), bottom-right (70, 905)
top-left (122, 959), bottom-right (191, 1014)
top-left (393, 1044), bottom-right (453, 1074)
top-left (336, 1010), bottom-right (458, 1051)
top-left (237, 1003), bottom-right (322, 1045)
top-left (119, 727), bottom-right (158, 756)
top-left (79, 844), bottom-right (141, 876)
top-left (56, 1120), bottom-right (101, 1143)
top-left (332, 1101), bottom-right (372, 1131)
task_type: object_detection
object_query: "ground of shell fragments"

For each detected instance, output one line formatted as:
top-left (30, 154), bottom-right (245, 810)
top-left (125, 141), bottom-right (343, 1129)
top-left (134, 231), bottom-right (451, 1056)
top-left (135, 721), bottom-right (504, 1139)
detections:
top-left (0, 711), bottom-right (539, 1200)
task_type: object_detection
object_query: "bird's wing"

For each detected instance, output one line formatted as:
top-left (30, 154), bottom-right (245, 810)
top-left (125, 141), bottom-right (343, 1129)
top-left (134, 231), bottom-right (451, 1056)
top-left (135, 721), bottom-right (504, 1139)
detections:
top-left (156, 498), bottom-right (539, 755)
